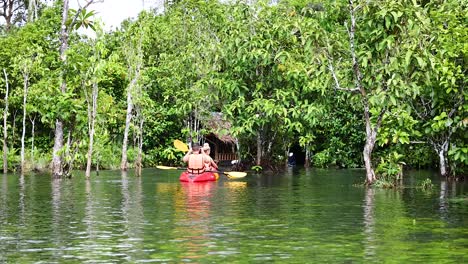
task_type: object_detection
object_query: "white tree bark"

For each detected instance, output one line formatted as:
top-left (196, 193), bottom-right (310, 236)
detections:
top-left (51, 0), bottom-right (70, 178)
top-left (120, 82), bottom-right (134, 171)
top-left (86, 82), bottom-right (98, 178)
top-left (135, 109), bottom-right (144, 177)
top-left (20, 72), bottom-right (29, 172)
top-left (256, 131), bottom-right (262, 166)
top-left (29, 115), bottom-right (35, 165)
top-left (52, 0), bottom-right (100, 178)
top-left (2, 69), bottom-right (9, 173)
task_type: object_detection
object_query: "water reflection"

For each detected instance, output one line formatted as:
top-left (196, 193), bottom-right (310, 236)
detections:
top-left (1, 173), bottom-right (7, 219)
top-left (176, 182), bottom-right (216, 261)
top-left (439, 180), bottom-right (449, 219)
top-left (82, 178), bottom-right (97, 256)
top-left (0, 169), bottom-right (466, 263)
top-left (18, 173), bottom-right (25, 247)
top-left (120, 171), bottom-right (144, 261)
top-left (363, 188), bottom-right (375, 259)
top-left (51, 178), bottom-right (62, 260)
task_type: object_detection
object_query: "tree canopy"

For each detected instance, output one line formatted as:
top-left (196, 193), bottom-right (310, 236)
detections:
top-left (0, 0), bottom-right (466, 181)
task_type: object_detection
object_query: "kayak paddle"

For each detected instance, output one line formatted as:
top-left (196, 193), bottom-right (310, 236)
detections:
top-left (173, 139), bottom-right (189, 152)
top-left (156, 165), bottom-right (247, 179)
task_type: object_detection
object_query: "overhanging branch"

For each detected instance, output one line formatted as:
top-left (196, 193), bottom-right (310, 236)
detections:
top-left (67, 0), bottom-right (104, 34)
top-left (328, 62), bottom-right (360, 93)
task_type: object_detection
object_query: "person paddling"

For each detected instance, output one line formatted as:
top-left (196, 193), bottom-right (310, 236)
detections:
top-left (182, 142), bottom-right (208, 174)
top-left (202, 143), bottom-right (218, 171)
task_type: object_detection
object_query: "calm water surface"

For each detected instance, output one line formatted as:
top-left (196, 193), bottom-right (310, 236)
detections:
top-left (0, 168), bottom-right (466, 263)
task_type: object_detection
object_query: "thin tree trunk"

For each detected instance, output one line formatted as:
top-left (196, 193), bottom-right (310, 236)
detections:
top-left (2, 0), bottom-right (14, 32)
top-left (363, 137), bottom-right (376, 184)
top-left (52, 0), bottom-right (70, 179)
top-left (86, 82), bottom-right (98, 178)
top-left (20, 72), bottom-right (29, 172)
top-left (52, 119), bottom-right (64, 178)
top-left (305, 148), bottom-right (310, 168)
top-left (256, 131), bottom-right (262, 166)
top-left (27, 0), bottom-right (38, 22)
top-left (121, 83), bottom-right (134, 171)
top-left (135, 113), bottom-right (144, 177)
top-left (438, 150), bottom-right (448, 177)
top-left (363, 106), bottom-right (379, 184)
top-left (30, 115), bottom-right (35, 165)
top-left (66, 129), bottom-right (71, 164)
top-left (436, 141), bottom-right (449, 177)
top-left (11, 110), bottom-right (17, 147)
top-left (3, 69), bottom-right (9, 173)
top-left (235, 139), bottom-right (241, 165)
top-left (121, 5), bottom-right (144, 171)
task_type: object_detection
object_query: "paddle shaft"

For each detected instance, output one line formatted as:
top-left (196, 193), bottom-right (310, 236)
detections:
top-left (156, 166), bottom-right (241, 177)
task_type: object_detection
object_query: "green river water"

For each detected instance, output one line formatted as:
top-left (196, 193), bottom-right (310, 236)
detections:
top-left (0, 168), bottom-right (466, 263)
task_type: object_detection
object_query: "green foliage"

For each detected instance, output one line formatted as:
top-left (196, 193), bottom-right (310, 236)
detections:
top-left (376, 152), bottom-right (405, 184)
top-left (312, 150), bottom-right (332, 168)
top-left (418, 178), bottom-right (434, 190)
top-left (251, 165), bottom-right (263, 173)
top-left (0, 0), bottom-right (465, 176)
top-left (373, 179), bottom-right (397, 189)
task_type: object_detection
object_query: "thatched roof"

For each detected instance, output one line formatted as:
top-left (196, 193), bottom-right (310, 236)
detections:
top-left (204, 112), bottom-right (236, 143)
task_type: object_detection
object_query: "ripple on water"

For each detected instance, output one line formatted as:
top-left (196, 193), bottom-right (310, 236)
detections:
top-left (0, 169), bottom-right (467, 263)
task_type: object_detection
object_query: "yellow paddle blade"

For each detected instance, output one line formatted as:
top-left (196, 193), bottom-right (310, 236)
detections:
top-left (224, 171), bottom-right (247, 178)
top-left (174, 140), bottom-right (189, 152)
top-left (156, 165), bottom-right (178, 170)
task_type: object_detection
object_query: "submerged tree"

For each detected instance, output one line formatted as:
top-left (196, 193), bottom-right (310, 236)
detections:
top-left (409, 0), bottom-right (467, 176)
top-left (326, 0), bottom-right (427, 183)
top-left (52, 0), bottom-right (100, 178)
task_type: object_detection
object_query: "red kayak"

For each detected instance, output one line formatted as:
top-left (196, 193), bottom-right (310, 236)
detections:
top-left (179, 171), bottom-right (219, 182)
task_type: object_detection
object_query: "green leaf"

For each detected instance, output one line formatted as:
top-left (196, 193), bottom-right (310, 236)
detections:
top-left (405, 50), bottom-right (412, 66)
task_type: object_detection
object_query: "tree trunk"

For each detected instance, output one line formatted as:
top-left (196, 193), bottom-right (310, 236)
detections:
top-left (436, 141), bottom-right (449, 177)
top-left (1, 0), bottom-right (14, 32)
top-left (305, 148), bottom-right (310, 168)
top-left (135, 114), bottom-right (144, 177)
top-left (3, 69), bottom-right (9, 173)
top-left (11, 110), bottom-right (17, 147)
top-left (30, 115), bottom-right (35, 165)
top-left (86, 82), bottom-right (98, 178)
top-left (65, 129), bottom-right (71, 166)
top-left (27, 0), bottom-right (38, 22)
top-left (52, 120), bottom-right (64, 178)
top-left (256, 131), bottom-right (262, 166)
top-left (121, 86), bottom-right (133, 171)
top-left (363, 125), bottom-right (377, 184)
top-left (363, 139), bottom-right (376, 184)
top-left (235, 139), bottom-right (241, 165)
top-left (52, 0), bottom-right (70, 179)
top-left (20, 72), bottom-right (29, 172)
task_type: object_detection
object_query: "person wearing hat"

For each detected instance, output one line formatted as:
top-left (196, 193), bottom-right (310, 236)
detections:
top-left (183, 142), bottom-right (209, 174)
top-left (202, 143), bottom-right (218, 171)
top-left (287, 152), bottom-right (296, 167)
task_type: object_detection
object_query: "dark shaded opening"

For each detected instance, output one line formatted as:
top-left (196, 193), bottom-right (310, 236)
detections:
top-left (289, 143), bottom-right (306, 166)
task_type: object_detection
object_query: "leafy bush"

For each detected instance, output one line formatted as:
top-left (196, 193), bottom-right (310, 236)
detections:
top-left (144, 146), bottom-right (184, 167)
top-left (375, 152), bottom-right (405, 187)
top-left (419, 178), bottom-right (434, 190)
top-left (251, 165), bottom-right (263, 172)
top-left (312, 150), bottom-right (333, 168)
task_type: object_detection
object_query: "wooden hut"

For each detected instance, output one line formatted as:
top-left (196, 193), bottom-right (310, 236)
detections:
top-left (203, 113), bottom-right (238, 162)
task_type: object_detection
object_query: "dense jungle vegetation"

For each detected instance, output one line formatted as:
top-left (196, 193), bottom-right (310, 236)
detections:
top-left (0, 0), bottom-right (466, 183)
